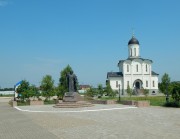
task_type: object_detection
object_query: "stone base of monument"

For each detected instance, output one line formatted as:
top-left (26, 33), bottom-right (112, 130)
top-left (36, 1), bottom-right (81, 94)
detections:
top-left (63, 92), bottom-right (78, 102)
top-left (54, 93), bottom-right (93, 108)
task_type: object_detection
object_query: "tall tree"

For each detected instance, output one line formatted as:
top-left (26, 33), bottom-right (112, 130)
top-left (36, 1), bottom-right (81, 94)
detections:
top-left (171, 82), bottom-right (180, 104)
top-left (59, 65), bottom-right (74, 92)
top-left (105, 81), bottom-right (116, 97)
top-left (55, 85), bottom-right (66, 100)
top-left (16, 80), bottom-right (30, 101)
top-left (97, 84), bottom-right (104, 97)
top-left (28, 85), bottom-right (40, 100)
top-left (58, 65), bottom-right (78, 98)
top-left (159, 73), bottom-right (171, 94)
top-left (41, 75), bottom-right (55, 100)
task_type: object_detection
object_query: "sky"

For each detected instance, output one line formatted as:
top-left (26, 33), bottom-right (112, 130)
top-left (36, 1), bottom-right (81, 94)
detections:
top-left (0, 0), bottom-right (180, 88)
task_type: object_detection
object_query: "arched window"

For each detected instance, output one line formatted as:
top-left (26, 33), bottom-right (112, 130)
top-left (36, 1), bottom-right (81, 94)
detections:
top-left (146, 81), bottom-right (148, 87)
top-left (134, 48), bottom-right (136, 56)
top-left (130, 48), bottom-right (132, 56)
top-left (136, 64), bottom-right (138, 72)
top-left (146, 64), bottom-right (148, 72)
top-left (116, 81), bottom-right (118, 88)
top-left (127, 65), bottom-right (129, 72)
top-left (153, 81), bottom-right (155, 87)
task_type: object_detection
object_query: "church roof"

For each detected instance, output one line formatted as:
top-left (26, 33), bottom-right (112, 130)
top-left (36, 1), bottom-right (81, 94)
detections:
top-left (127, 58), bottom-right (153, 63)
top-left (107, 71), bottom-right (158, 78)
top-left (152, 71), bottom-right (159, 75)
top-left (118, 58), bottom-right (153, 64)
top-left (128, 36), bottom-right (139, 45)
top-left (107, 72), bottom-right (123, 78)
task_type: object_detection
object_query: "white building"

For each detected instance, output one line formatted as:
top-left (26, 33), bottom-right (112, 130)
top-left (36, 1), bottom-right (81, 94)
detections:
top-left (107, 36), bottom-right (159, 95)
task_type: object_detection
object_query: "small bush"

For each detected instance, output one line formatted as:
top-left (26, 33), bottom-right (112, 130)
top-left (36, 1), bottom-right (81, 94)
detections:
top-left (164, 102), bottom-right (180, 108)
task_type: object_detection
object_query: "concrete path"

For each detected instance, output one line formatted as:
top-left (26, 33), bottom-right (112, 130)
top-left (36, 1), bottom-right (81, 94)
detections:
top-left (1, 99), bottom-right (180, 139)
top-left (0, 102), bottom-right (58, 139)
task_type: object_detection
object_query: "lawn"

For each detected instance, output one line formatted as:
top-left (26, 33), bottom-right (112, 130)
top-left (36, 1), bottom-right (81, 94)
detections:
top-left (100, 95), bottom-right (171, 106)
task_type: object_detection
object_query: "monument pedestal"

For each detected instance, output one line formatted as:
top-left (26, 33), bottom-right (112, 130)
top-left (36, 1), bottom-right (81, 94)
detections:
top-left (54, 92), bottom-right (93, 108)
top-left (63, 92), bottom-right (77, 102)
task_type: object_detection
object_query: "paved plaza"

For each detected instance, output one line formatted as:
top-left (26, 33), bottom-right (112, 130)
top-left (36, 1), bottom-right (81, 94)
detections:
top-left (0, 97), bottom-right (180, 139)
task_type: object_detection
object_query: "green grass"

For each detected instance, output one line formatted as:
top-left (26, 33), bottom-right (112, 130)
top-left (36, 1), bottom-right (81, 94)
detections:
top-left (121, 96), bottom-right (169, 106)
top-left (99, 96), bottom-right (117, 100)
top-left (100, 96), bottom-right (172, 106)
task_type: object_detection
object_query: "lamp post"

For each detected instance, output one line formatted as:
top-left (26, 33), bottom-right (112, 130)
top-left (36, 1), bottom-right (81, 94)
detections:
top-left (119, 84), bottom-right (121, 102)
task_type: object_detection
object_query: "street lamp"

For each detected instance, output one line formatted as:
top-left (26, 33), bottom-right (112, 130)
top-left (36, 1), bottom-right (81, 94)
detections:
top-left (119, 84), bottom-right (121, 102)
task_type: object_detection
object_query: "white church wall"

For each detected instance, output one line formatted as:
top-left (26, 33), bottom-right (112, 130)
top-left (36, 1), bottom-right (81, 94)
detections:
top-left (142, 76), bottom-right (152, 89)
top-left (109, 77), bottom-right (123, 90)
top-left (142, 63), bottom-right (150, 74)
top-left (123, 76), bottom-right (132, 89)
top-left (151, 76), bottom-right (159, 89)
top-left (131, 61), bottom-right (142, 74)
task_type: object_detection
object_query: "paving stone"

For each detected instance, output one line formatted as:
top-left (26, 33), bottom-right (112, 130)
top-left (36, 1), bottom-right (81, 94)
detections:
top-left (1, 101), bottom-right (180, 139)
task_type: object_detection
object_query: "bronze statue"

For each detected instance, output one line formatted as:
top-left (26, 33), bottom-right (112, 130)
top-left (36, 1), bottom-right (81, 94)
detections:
top-left (66, 71), bottom-right (77, 93)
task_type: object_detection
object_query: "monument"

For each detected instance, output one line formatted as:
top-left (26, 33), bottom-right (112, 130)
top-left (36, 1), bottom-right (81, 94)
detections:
top-left (63, 71), bottom-right (78, 102)
top-left (54, 71), bottom-right (93, 108)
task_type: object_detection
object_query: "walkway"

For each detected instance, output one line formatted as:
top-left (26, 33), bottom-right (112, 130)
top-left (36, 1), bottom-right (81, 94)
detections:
top-left (0, 98), bottom-right (180, 139)
top-left (0, 100), bottom-right (58, 139)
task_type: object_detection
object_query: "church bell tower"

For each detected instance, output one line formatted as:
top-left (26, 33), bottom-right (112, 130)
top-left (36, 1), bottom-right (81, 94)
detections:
top-left (128, 36), bottom-right (140, 58)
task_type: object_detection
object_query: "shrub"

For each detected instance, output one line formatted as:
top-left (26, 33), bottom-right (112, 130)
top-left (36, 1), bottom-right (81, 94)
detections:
top-left (164, 101), bottom-right (180, 108)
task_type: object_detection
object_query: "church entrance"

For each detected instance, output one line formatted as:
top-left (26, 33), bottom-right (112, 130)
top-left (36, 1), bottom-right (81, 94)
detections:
top-left (133, 79), bottom-right (143, 89)
top-left (135, 82), bottom-right (140, 89)
top-left (133, 79), bottom-right (143, 95)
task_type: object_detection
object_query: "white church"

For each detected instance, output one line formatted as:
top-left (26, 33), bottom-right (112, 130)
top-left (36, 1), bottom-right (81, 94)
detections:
top-left (107, 35), bottom-right (159, 95)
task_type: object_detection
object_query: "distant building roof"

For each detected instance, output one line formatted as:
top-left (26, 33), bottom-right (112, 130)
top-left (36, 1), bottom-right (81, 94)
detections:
top-left (79, 85), bottom-right (90, 89)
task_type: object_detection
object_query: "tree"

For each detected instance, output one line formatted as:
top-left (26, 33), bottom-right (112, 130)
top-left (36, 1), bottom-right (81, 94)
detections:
top-left (97, 84), bottom-right (104, 98)
top-left (59, 65), bottom-right (73, 92)
top-left (159, 73), bottom-right (171, 94)
top-left (58, 65), bottom-right (78, 97)
top-left (41, 75), bottom-right (55, 100)
top-left (55, 85), bottom-right (66, 100)
top-left (127, 85), bottom-right (132, 97)
top-left (85, 87), bottom-right (97, 98)
top-left (28, 85), bottom-right (40, 100)
top-left (171, 82), bottom-right (180, 104)
top-left (105, 81), bottom-right (116, 97)
top-left (16, 80), bottom-right (30, 101)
